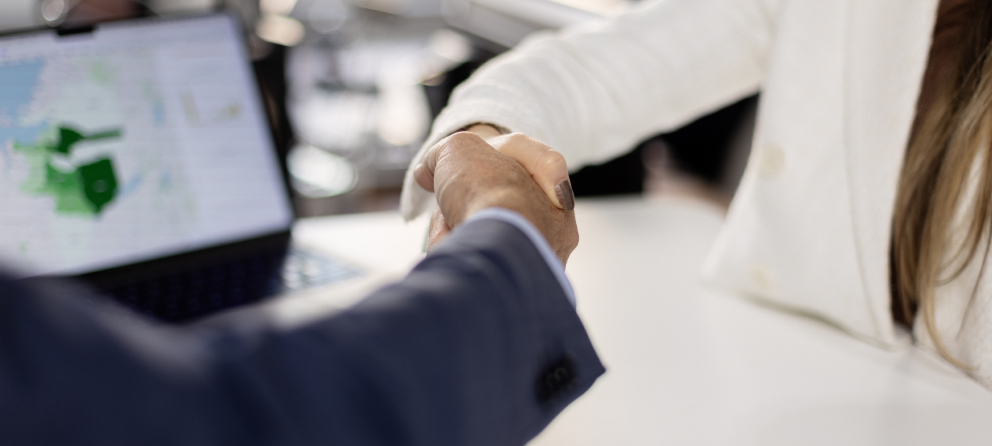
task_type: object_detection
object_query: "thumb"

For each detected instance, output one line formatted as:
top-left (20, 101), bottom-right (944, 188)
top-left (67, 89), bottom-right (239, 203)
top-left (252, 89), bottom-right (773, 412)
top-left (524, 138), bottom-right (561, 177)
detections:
top-left (412, 137), bottom-right (445, 193)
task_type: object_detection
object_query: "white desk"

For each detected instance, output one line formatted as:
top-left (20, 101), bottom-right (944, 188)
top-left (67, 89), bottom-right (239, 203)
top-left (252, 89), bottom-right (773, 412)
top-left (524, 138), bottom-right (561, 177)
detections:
top-left (280, 196), bottom-right (992, 444)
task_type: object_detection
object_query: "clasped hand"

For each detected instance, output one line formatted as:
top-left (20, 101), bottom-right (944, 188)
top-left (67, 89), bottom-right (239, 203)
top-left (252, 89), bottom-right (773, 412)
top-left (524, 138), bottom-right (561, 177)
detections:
top-left (413, 127), bottom-right (578, 265)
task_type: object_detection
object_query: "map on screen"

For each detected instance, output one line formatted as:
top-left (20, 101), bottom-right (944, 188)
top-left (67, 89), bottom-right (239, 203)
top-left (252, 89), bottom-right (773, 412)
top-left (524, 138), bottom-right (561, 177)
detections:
top-left (1, 55), bottom-right (192, 217)
top-left (0, 15), bottom-right (293, 277)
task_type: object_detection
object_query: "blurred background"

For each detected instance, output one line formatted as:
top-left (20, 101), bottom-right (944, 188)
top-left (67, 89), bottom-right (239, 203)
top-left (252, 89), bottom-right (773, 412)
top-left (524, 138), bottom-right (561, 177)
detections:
top-left (0, 0), bottom-right (758, 217)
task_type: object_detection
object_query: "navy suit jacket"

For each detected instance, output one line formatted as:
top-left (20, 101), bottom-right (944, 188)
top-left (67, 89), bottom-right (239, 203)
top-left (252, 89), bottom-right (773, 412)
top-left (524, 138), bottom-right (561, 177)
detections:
top-left (0, 219), bottom-right (604, 445)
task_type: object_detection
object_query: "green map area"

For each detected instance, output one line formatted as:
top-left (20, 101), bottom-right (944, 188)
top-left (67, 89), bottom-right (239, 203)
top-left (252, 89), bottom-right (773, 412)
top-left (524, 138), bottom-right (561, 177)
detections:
top-left (15, 126), bottom-right (123, 216)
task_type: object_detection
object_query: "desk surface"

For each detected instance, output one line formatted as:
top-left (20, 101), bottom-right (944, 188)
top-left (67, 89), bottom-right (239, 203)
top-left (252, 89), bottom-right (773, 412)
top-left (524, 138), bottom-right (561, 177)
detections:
top-left (292, 196), bottom-right (992, 445)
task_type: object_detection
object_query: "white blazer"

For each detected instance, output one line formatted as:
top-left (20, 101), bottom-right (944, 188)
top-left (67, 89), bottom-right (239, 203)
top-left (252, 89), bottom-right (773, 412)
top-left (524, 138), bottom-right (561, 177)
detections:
top-left (400, 0), bottom-right (992, 390)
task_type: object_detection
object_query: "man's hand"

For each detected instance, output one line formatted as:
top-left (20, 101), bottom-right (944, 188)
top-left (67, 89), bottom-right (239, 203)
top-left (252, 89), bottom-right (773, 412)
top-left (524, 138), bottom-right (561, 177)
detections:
top-left (463, 125), bottom-right (574, 211)
top-left (413, 131), bottom-right (578, 265)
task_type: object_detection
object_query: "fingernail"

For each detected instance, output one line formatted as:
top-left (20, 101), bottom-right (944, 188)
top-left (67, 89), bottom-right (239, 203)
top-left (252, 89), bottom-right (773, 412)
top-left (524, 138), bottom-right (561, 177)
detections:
top-left (555, 180), bottom-right (575, 210)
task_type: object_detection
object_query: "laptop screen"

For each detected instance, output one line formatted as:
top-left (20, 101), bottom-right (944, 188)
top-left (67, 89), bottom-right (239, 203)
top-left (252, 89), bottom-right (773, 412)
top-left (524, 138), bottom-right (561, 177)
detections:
top-left (0, 14), bottom-right (294, 278)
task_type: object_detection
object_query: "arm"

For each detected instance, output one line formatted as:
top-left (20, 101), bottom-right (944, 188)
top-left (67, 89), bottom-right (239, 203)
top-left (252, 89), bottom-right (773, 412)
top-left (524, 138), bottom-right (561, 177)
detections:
top-left (0, 219), bottom-right (601, 445)
top-left (402, 0), bottom-right (785, 219)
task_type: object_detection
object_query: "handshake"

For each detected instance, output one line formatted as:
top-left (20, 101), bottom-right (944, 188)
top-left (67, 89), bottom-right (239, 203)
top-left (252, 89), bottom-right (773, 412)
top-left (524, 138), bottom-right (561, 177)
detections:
top-left (413, 124), bottom-right (579, 265)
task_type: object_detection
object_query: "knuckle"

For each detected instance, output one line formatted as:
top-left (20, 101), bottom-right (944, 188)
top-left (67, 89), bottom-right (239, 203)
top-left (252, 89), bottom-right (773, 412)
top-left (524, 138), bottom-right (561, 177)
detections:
top-left (441, 132), bottom-right (488, 158)
top-left (536, 149), bottom-right (567, 174)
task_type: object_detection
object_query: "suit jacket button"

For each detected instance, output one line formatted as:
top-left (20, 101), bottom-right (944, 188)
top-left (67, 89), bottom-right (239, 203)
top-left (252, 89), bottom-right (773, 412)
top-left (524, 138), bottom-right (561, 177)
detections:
top-left (537, 357), bottom-right (576, 404)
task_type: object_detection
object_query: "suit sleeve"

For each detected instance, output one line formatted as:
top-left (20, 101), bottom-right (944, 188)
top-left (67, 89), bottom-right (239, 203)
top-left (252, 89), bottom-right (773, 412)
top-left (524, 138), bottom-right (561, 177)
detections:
top-left (401, 0), bottom-right (786, 219)
top-left (0, 218), bottom-right (604, 446)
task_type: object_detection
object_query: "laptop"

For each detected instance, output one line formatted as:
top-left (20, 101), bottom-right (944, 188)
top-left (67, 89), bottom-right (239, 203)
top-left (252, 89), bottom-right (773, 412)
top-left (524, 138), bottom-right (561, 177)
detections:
top-left (0, 13), bottom-right (368, 322)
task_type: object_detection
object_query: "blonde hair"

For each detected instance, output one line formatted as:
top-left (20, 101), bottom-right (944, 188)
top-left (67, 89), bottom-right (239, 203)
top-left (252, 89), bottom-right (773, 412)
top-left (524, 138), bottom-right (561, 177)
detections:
top-left (892, 0), bottom-right (992, 368)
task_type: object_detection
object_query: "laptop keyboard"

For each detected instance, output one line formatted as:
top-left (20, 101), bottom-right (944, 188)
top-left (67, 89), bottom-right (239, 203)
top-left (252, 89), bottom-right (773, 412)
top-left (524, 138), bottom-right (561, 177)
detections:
top-left (106, 248), bottom-right (362, 322)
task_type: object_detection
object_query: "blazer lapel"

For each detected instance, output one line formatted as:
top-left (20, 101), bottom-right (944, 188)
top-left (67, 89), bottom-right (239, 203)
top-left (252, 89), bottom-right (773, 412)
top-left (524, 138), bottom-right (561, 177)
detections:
top-left (842, 0), bottom-right (939, 344)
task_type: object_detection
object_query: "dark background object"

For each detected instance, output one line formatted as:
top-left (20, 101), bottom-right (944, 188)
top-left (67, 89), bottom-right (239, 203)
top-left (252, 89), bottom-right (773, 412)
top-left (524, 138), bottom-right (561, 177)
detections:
top-left (569, 94), bottom-right (758, 197)
top-left (254, 45), bottom-right (296, 161)
top-left (569, 146), bottom-right (646, 197)
top-left (253, 44), bottom-right (304, 216)
top-left (659, 95), bottom-right (758, 184)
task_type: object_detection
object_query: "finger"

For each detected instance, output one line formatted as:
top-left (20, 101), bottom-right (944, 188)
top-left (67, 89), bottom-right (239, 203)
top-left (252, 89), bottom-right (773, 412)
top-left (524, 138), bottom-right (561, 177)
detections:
top-left (413, 144), bottom-right (439, 193)
top-left (414, 132), bottom-right (491, 194)
top-left (489, 134), bottom-right (574, 210)
top-left (415, 132), bottom-right (498, 227)
top-left (427, 208), bottom-right (451, 251)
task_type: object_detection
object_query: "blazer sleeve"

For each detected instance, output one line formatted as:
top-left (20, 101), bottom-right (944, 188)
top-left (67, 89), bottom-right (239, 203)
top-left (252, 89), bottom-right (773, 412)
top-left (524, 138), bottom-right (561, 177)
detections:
top-left (401, 0), bottom-right (786, 219)
top-left (0, 218), bottom-right (603, 446)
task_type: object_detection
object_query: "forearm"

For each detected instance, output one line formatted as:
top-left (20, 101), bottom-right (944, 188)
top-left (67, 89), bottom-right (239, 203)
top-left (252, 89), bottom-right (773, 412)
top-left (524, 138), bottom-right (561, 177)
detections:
top-left (210, 219), bottom-right (597, 444)
top-left (403, 0), bottom-right (783, 218)
top-left (311, 218), bottom-right (599, 444)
